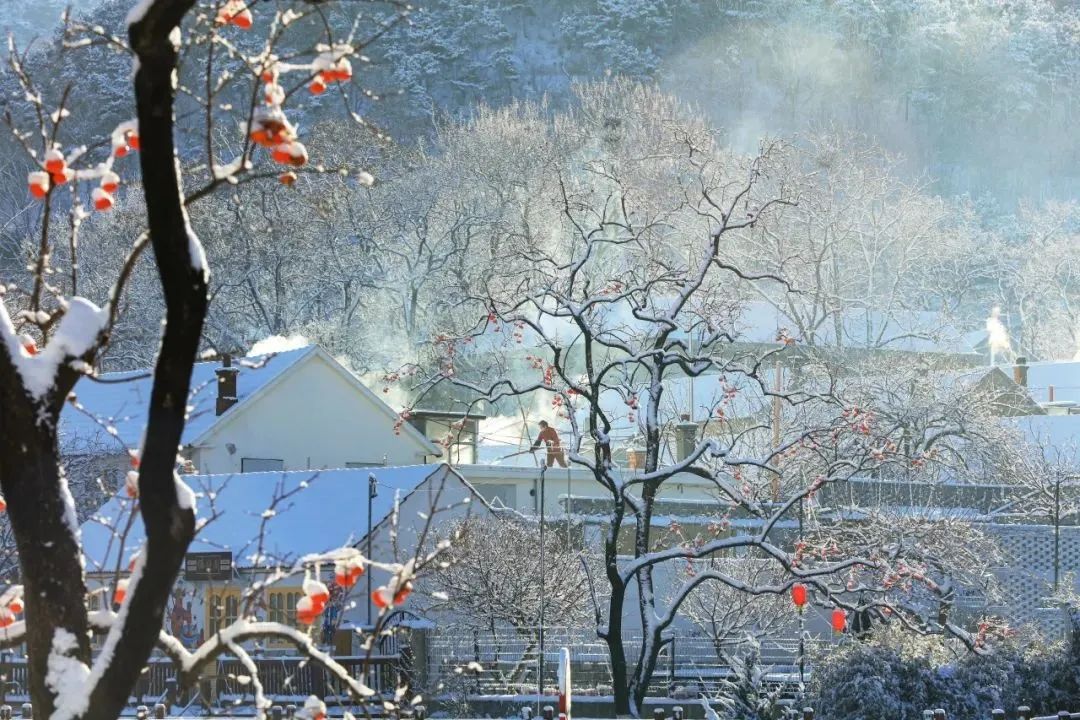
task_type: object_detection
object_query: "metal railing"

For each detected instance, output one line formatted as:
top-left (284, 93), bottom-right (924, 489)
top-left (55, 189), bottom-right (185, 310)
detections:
top-left (425, 629), bottom-right (834, 697)
top-left (0, 655), bottom-right (405, 708)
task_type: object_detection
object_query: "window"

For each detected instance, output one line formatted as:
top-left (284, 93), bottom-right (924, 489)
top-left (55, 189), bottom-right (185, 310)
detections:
top-left (184, 552), bottom-right (233, 581)
top-left (407, 412), bottom-right (481, 465)
top-left (241, 457), bottom-right (284, 473)
top-left (268, 590), bottom-right (303, 627)
top-left (207, 591), bottom-right (239, 635)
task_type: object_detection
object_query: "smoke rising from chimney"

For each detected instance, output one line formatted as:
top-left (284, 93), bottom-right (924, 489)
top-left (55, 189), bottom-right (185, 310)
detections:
top-left (986, 307), bottom-right (1010, 364)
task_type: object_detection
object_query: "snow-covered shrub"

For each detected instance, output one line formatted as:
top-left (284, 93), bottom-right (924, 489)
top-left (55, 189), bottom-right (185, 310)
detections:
top-left (811, 629), bottom-right (1080, 720)
top-left (810, 641), bottom-right (942, 720)
top-left (714, 638), bottom-right (799, 720)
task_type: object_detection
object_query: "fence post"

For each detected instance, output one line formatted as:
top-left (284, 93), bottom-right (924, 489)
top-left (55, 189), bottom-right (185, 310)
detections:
top-left (668, 636), bottom-right (676, 697)
top-left (136, 704), bottom-right (148, 720)
top-left (20, 704), bottom-right (30, 720)
top-left (673, 706), bottom-right (684, 720)
top-left (1017, 707), bottom-right (1032, 720)
top-left (164, 677), bottom-right (177, 709)
top-left (934, 709), bottom-right (947, 720)
top-left (653, 708), bottom-right (666, 720)
top-left (285, 704), bottom-right (296, 719)
top-left (154, 704), bottom-right (166, 719)
top-left (0, 705), bottom-right (10, 720)
top-left (415, 705), bottom-right (427, 720)
top-left (543, 705), bottom-right (554, 720)
top-left (803, 708), bottom-right (814, 720)
top-left (991, 710), bottom-right (1005, 720)
top-left (522, 707), bottom-right (534, 720)
top-left (1058, 712), bottom-right (1071, 720)
top-left (271, 706), bottom-right (283, 720)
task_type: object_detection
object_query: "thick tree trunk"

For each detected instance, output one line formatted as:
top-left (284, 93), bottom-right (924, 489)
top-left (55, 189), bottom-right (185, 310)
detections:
top-left (0, 384), bottom-right (90, 718)
top-left (603, 491), bottom-right (632, 715)
top-left (606, 585), bottom-right (631, 715)
top-left (83, 4), bottom-right (204, 719)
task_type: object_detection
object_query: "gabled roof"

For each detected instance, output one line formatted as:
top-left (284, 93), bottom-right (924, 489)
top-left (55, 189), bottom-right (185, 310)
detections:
top-left (944, 366), bottom-right (1044, 417)
top-left (60, 345), bottom-right (438, 456)
top-left (80, 464), bottom-right (487, 570)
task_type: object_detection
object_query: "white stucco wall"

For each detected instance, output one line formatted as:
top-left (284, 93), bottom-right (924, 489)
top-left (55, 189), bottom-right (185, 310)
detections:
top-left (189, 353), bottom-right (436, 474)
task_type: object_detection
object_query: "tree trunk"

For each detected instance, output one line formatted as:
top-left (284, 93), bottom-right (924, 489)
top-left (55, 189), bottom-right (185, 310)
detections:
top-left (603, 492), bottom-right (632, 715)
top-left (0, 385), bottom-right (90, 718)
top-left (606, 586), bottom-right (631, 715)
top-left (83, 5), bottom-right (204, 718)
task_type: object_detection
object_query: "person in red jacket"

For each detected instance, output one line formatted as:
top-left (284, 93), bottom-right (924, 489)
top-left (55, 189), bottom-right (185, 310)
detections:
top-left (531, 420), bottom-right (567, 468)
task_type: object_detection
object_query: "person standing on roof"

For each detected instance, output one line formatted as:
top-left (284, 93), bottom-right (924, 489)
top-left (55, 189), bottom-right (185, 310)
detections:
top-left (531, 420), bottom-right (567, 468)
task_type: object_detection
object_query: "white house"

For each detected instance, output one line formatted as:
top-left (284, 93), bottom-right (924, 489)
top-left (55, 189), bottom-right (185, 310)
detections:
top-left (61, 345), bottom-right (441, 493)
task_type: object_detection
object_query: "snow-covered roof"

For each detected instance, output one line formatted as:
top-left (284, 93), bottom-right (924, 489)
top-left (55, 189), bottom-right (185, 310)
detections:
top-left (61, 347), bottom-right (314, 454)
top-left (80, 464), bottom-right (472, 570)
top-left (1021, 360), bottom-right (1080, 405)
top-left (59, 345), bottom-right (438, 456)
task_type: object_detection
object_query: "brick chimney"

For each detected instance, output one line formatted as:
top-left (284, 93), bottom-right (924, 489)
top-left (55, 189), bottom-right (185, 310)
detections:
top-left (1013, 356), bottom-right (1028, 388)
top-left (216, 354), bottom-right (239, 415)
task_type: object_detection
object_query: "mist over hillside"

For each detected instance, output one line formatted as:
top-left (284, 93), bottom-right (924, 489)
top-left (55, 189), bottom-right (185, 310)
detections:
top-left (1, 0), bottom-right (1078, 370)
top-left (6, 0), bottom-right (1077, 205)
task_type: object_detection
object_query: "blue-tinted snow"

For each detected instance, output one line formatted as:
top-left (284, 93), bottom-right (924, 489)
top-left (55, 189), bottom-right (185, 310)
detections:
top-left (80, 464), bottom-right (455, 571)
top-left (1024, 360), bottom-right (1080, 404)
top-left (60, 347), bottom-right (314, 454)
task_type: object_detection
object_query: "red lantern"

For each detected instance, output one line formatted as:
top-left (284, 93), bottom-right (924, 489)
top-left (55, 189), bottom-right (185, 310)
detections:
top-left (831, 608), bottom-right (847, 633)
top-left (113, 579), bottom-right (129, 606)
top-left (0, 496), bottom-right (6, 513)
top-left (791, 583), bottom-right (807, 609)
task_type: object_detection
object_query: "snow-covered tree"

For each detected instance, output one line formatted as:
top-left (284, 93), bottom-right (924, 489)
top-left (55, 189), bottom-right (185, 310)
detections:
top-left (0, 2), bottom-right (435, 718)
top-left (421, 515), bottom-right (594, 635)
top-left (406, 80), bottom-right (1009, 715)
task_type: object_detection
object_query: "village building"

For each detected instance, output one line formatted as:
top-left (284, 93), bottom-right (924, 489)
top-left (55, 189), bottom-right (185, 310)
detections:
top-left (60, 346), bottom-right (442, 513)
top-left (80, 464), bottom-right (494, 656)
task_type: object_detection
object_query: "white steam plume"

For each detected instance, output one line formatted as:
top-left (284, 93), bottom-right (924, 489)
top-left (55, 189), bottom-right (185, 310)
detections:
top-left (985, 307), bottom-right (1010, 364)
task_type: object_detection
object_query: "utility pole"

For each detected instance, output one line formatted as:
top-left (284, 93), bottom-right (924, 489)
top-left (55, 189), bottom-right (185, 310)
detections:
top-left (537, 464), bottom-right (547, 715)
top-left (798, 494), bottom-right (805, 685)
top-left (1054, 474), bottom-right (1062, 593)
top-left (367, 473), bottom-right (377, 626)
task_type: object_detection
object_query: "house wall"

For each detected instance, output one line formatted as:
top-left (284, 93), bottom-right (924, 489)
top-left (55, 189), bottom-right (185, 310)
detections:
top-left (456, 465), bottom-right (728, 516)
top-left (339, 474), bottom-right (494, 638)
top-left (190, 353), bottom-right (435, 474)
